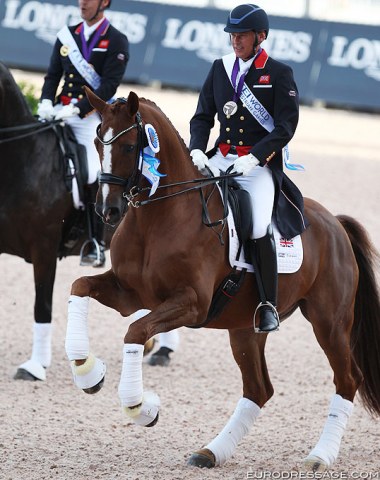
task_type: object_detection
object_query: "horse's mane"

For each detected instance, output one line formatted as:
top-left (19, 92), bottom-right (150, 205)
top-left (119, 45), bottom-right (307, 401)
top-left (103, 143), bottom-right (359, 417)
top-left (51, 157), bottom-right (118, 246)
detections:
top-left (139, 97), bottom-right (189, 155)
top-left (0, 62), bottom-right (34, 124)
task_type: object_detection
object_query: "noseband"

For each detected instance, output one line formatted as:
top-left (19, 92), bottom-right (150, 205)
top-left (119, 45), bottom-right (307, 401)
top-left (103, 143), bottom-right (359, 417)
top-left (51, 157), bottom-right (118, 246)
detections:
top-left (96, 109), bottom-right (144, 192)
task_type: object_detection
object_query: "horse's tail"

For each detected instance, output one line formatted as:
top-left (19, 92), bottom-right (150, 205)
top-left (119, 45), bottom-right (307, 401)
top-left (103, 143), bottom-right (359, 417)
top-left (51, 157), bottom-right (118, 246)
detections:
top-left (337, 214), bottom-right (380, 416)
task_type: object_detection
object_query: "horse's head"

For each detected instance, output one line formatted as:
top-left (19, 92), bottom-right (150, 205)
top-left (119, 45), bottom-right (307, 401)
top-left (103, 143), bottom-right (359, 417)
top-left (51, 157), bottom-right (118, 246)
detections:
top-left (86, 87), bottom-right (144, 226)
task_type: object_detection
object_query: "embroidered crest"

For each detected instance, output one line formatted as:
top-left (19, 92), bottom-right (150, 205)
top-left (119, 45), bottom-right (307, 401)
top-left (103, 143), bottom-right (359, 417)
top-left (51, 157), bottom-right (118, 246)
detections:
top-left (145, 124), bottom-right (160, 153)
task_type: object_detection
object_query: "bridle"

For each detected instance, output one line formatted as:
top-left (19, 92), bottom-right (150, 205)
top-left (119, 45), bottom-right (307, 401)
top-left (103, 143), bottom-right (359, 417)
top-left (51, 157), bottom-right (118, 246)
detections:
top-left (95, 103), bottom-right (241, 234)
top-left (96, 108), bottom-right (145, 195)
top-left (0, 119), bottom-right (61, 145)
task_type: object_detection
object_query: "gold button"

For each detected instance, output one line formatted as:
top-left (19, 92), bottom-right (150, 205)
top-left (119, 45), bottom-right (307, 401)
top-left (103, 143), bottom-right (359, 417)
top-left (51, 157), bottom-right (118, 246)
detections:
top-left (69, 74), bottom-right (74, 78)
top-left (226, 115), bottom-right (230, 119)
top-left (239, 129), bottom-right (244, 133)
top-left (227, 139), bottom-right (231, 144)
top-left (68, 92), bottom-right (72, 97)
top-left (78, 94), bottom-right (83, 99)
top-left (226, 127), bottom-right (230, 132)
top-left (68, 83), bottom-right (73, 88)
top-left (238, 141), bottom-right (243, 146)
top-left (240, 116), bottom-right (245, 120)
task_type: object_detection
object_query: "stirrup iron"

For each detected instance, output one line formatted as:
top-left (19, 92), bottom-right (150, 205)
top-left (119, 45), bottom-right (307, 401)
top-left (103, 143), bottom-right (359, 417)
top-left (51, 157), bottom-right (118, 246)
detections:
top-left (253, 301), bottom-right (280, 333)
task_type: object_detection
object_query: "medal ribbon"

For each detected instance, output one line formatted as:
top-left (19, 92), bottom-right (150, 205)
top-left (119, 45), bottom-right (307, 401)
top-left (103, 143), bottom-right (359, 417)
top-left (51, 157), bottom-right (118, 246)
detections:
top-left (80, 19), bottom-right (109, 61)
top-left (231, 48), bottom-right (261, 102)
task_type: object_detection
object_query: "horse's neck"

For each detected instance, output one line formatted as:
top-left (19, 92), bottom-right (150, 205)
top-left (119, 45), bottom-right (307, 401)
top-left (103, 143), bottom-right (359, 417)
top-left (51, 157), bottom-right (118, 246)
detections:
top-left (1, 75), bottom-right (34, 127)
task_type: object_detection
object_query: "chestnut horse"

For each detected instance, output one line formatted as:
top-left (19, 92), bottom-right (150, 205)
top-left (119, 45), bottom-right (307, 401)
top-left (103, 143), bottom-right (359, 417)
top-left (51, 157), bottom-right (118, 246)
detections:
top-left (66, 88), bottom-right (380, 470)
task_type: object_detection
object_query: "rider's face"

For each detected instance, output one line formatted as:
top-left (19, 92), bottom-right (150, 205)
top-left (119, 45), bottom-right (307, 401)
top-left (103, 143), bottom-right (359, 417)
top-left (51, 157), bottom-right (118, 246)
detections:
top-left (79, 0), bottom-right (107, 25)
top-left (230, 31), bottom-right (266, 60)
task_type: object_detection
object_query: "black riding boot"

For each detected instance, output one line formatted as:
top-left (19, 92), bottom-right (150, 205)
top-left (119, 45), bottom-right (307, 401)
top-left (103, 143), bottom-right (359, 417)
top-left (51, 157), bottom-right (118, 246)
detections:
top-left (80, 186), bottom-right (106, 268)
top-left (250, 226), bottom-right (279, 332)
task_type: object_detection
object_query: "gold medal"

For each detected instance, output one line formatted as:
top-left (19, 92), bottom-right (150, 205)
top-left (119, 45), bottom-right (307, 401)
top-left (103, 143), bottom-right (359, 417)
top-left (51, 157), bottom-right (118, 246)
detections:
top-left (60, 45), bottom-right (69, 57)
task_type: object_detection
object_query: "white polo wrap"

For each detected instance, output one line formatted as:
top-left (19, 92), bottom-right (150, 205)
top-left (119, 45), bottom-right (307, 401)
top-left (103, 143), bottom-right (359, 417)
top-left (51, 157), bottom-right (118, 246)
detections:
top-left (118, 343), bottom-right (144, 407)
top-left (206, 397), bottom-right (261, 465)
top-left (65, 295), bottom-right (90, 360)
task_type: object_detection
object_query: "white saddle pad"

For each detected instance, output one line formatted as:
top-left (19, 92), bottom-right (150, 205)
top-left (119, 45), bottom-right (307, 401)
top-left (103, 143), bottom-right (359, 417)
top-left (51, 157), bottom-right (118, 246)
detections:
top-left (227, 208), bottom-right (303, 273)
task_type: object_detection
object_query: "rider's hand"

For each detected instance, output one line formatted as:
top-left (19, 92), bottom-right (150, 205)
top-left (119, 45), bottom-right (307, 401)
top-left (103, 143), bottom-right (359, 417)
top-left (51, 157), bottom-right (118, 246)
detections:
top-left (232, 153), bottom-right (260, 175)
top-left (190, 149), bottom-right (219, 177)
top-left (54, 103), bottom-right (80, 121)
top-left (37, 99), bottom-right (55, 121)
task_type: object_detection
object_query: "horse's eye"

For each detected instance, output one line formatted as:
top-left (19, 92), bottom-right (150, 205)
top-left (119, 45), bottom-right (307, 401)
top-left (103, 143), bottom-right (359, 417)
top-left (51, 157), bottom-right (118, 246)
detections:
top-left (123, 144), bottom-right (135, 153)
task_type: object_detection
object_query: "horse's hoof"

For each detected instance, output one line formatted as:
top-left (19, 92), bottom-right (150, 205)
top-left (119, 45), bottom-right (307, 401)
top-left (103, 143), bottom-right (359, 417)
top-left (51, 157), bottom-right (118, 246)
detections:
top-left (148, 347), bottom-right (172, 367)
top-left (13, 368), bottom-right (39, 381)
top-left (143, 337), bottom-right (156, 356)
top-left (187, 449), bottom-right (216, 469)
top-left (82, 376), bottom-right (105, 395)
top-left (146, 412), bottom-right (159, 427)
top-left (302, 455), bottom-right (328, 472)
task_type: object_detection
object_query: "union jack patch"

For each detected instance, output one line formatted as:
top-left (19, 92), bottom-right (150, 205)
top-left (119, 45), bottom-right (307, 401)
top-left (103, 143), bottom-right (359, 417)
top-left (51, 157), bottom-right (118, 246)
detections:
top-left (259, 75), bottom-right (270, 84)
top-left (280, 238), bottom-right (294, 248)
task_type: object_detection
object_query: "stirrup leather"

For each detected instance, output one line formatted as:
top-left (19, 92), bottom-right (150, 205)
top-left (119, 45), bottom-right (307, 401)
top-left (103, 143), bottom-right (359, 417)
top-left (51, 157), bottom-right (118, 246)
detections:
top-left (253, 301), bottom-right (280, 333)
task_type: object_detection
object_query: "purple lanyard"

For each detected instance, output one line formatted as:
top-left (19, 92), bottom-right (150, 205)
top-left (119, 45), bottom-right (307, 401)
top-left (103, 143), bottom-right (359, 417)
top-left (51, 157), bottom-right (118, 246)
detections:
top-left (231, 48), bottom-right (262, 102)
top-left (80, 19), bottom-right (109, 62)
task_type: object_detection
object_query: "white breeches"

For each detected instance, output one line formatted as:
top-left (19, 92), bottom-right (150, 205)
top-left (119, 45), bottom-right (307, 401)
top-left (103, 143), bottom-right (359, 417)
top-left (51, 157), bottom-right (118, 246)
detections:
top-left (209, 148), bottom-right (275, 239)
top-left (54, 106), bottom-right (101, 185)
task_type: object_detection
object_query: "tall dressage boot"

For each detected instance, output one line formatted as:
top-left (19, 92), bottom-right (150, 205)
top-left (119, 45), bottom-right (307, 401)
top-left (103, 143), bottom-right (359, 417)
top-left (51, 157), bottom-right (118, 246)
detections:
top-left (80, 184), bottom-right (106, 268)
top-left (250, 226), bottom-right (280, 333)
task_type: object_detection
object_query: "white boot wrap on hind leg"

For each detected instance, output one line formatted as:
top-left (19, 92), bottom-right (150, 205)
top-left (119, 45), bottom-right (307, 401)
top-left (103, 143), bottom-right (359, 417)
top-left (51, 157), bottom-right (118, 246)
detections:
top-left (70, 353), bottom-right (106, 390)
top-left (31, 322), bottom-right (52, 367)
top-left (206, 397), bottom-right (261, 466)
top-left (308, 394), bottom-right (354, 467)
top-left (65, 295), bottom-right (90, 360)
top-left (118, 344), bottom-right (144, 407)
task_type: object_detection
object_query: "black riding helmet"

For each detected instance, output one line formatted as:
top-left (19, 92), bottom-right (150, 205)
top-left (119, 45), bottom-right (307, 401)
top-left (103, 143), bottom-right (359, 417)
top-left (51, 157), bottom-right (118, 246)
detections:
top-left (224, 4), bottom-right (269, 38)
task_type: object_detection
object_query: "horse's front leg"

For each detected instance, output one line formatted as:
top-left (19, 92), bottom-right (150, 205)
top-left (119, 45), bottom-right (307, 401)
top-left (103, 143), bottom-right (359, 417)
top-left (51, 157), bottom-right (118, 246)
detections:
top-left (118, 286), bottom-right (200, 428)
top-left (66, 270), bottom-right (140, 394)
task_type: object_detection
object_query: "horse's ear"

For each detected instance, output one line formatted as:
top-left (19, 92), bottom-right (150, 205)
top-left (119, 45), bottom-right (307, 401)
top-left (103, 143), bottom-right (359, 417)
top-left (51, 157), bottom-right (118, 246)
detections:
top-left (126, 91), bottom-right (139, 117)
top-left (85, 86), bottom-right (107, 114)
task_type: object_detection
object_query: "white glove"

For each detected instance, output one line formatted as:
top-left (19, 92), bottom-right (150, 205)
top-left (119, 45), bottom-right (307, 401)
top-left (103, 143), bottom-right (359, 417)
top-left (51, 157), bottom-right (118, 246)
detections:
top-left (190, 149), bottom-right (219, 177)
top-left (37, 99), bottom-right (55, 120)
top-left (54, 103), bottom-right (80, 121)
top-left (232, 153), bottom-right (260, 175)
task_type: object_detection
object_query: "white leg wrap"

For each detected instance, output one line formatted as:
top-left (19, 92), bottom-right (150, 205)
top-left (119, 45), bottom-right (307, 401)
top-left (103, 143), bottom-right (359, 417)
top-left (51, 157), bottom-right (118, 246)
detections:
top-left (307, 394), bottom-right (354, 467)
top-left (158, 329), bottom-right (180, 352)
top-left (118, 344), bottom-right (144, 407)
top-left (31, 322), bottom-right (52, 367)
top-left (123, 390), bottom-right (160, 427)
top-left (206, 397), bottom-right (261, 466)
top-left (70, 353), bottom-right (106, 390)
top-left (65, 295), bottom-right (90, 360)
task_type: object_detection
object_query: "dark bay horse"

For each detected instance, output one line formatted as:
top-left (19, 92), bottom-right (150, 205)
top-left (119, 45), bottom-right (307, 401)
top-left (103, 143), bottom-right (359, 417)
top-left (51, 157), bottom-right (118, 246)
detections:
top-left (66, 88), bottom-right (380, 470)
top-left (0, 62), bottom-right (116, 381)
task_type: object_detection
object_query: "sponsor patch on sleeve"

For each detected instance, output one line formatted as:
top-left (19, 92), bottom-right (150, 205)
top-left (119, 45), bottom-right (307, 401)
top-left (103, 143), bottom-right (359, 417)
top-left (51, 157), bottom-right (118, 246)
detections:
top-left (117, 53), bottom-right (125, 61)
top-left (289, 90), bottom-right (297, 97)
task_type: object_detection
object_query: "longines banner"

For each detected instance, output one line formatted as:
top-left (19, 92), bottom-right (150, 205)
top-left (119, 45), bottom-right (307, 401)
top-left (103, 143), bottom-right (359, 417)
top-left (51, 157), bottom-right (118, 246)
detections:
top-left (1, 0), bottom-right (379, 110)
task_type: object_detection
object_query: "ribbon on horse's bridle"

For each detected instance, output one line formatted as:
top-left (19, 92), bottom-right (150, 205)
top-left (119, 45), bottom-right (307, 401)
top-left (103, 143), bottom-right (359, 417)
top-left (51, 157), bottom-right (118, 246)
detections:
top-left (95, 104), bottom-right (241, 214)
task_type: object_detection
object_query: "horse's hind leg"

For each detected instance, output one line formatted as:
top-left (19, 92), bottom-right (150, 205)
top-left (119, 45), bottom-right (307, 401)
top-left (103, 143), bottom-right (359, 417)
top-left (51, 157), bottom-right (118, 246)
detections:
top-left (188, 328), bottom-right (272, 468)
top-left (300, 298), bottom-right (361, 471)
top-left (14, 250), bottom-right (58, 381)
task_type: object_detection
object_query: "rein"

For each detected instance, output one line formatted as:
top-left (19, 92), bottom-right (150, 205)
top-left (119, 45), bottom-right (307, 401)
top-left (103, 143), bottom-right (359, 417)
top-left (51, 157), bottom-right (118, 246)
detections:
top-left (0, 119), bottom-right (61, 144)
